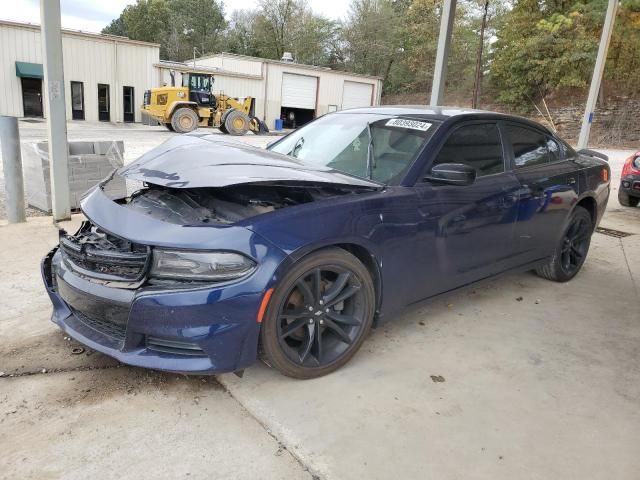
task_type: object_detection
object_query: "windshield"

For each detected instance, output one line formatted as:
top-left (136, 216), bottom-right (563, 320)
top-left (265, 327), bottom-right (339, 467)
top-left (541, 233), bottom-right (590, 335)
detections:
top-left (183, 74), bottom-right (211, 91)
top-left (268, 113), bottom-right (439, 184)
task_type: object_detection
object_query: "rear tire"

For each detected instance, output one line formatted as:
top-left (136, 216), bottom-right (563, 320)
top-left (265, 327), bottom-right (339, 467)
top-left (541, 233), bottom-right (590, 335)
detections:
top-left (170, 107), bottom-right (199, 134)
top-left (260, 248), bottom-right (375, 379)
top-left (535, 206), bottom-right (593, 282)
top-left (224, 110), bottom-right (250, 136)
top-left (618, 190), bottom-right (639, 207)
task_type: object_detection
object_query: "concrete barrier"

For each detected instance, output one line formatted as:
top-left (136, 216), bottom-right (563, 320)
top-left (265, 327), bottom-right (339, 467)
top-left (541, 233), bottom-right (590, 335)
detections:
top-left (22, 140), bottom-right (126, 213)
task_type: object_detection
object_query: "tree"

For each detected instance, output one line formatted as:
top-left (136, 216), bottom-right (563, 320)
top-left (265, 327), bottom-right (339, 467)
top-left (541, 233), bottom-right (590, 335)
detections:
top-left (222, 10), bottom-right (260, 56)
top-left (170, 0), bottom-right (226, 59)
top-left (102, 0), bottom-right (226, 61)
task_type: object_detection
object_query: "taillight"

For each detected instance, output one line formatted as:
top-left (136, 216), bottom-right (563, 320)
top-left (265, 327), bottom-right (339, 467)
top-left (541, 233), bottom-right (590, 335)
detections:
top-left (601, 168), bottom-right (608, 182)
top-left (622, 153), bottom-right (640, 177)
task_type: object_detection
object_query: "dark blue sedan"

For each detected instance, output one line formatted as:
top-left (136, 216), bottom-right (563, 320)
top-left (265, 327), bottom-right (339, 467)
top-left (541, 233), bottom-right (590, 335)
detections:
top-left (42, 107), bottom-right (611, 379)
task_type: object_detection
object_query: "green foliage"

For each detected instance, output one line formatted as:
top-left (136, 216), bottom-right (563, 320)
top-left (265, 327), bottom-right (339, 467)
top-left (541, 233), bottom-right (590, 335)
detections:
top-left (490, 0), bottom-right (640, 110)
top-left (102, 0), bottom-right (226, 60)
top-left (103, 0), bottom-right (640, 108)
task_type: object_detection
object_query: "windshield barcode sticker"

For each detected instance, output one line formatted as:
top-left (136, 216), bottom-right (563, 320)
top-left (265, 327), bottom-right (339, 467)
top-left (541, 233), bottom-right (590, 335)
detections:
top-left (385, 118), bottom-right (432, 131)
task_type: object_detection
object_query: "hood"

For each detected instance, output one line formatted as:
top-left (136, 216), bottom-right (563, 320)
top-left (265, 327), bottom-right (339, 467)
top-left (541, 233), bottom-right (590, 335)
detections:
top-left (119, 133), bottom-right (382, 189)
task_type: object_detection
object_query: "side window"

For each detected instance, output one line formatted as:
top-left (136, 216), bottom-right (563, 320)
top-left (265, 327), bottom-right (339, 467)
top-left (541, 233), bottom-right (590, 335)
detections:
top-left (547, 136), bottom-right (561, 162)
top-left (505, 125), bottom-right (549, 168)
top-left (432, 123), bottom-right (504, 177)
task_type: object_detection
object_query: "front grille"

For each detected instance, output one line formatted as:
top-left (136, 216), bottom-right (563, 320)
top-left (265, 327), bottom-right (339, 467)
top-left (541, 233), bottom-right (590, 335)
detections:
top-left (57, 278), bottom-right (130, 343)
top-left (59, 221), bottom-right (150, 284)
top-left (73, 308), bottom-right (127, 342)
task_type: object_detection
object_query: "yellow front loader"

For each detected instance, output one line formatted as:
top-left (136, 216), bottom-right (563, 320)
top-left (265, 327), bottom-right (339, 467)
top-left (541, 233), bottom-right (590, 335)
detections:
top-left (141, 72), bottom-right (269, 135)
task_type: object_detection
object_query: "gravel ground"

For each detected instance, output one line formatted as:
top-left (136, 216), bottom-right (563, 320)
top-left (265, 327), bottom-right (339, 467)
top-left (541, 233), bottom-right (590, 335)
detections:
top-left (0, 119), bottom-right (277, 221)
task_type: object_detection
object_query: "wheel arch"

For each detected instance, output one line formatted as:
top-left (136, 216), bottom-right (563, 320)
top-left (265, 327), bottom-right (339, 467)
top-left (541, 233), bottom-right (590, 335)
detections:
top-left (274, 241), bottom-right (384, 322)
top-left (574, 194), bottom-right (597, 228)
top-left (167, 101), bottom-right (199, 118)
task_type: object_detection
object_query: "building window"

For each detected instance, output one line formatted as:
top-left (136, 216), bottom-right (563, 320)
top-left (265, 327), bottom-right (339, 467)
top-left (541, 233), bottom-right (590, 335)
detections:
top-left (123, 86), bottom-right (134, 122)
top-left (70, 81), bottom-right (84, 120)
top-left (98, 84), bottom-right (110, 122)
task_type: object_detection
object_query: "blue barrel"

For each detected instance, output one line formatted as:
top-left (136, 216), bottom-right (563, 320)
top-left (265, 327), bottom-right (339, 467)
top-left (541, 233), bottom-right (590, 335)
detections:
top-left (274, 118), bottom-right (284, 130)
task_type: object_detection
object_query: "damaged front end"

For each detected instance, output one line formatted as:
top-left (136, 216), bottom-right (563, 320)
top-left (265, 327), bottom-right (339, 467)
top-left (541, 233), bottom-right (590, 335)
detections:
top-left (119, 181), bottom-right (372, 225)
top-left (42, 135), bottom-right (382, 374)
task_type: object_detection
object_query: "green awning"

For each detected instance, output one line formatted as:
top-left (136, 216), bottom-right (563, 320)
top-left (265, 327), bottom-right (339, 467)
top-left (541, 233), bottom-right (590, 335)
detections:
top-left (15, 61), bottom-right (43, 79)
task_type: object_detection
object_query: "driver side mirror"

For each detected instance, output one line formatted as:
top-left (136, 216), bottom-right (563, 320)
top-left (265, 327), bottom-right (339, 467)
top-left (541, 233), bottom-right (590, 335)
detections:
top-left (424, 163), bottom-right (476, 186)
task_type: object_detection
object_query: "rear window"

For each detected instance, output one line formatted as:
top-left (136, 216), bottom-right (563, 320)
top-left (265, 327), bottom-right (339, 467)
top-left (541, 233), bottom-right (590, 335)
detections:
top-left (504, 125), bottom-right (550, 168)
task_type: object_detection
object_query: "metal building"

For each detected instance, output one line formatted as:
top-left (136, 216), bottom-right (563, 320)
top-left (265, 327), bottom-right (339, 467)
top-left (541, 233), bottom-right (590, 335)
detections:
top-left (0, 20), bottom-right (159, 123)
top-left (158, 53), bottom-right (384, 129)
top-left (0, 21), bottom-right (381, 129)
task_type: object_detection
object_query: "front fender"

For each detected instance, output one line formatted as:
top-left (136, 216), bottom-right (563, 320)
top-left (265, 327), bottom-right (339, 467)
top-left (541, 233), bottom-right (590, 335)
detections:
top-left (167, 101), bottom-right (198, 117)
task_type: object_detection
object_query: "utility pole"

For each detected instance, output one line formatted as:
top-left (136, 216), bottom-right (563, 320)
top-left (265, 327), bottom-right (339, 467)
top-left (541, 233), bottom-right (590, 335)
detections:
top-left (577, 0), bottom-right (618, 149)
top-left (430, 0), bottom-right (457, 106)
top-left (472, 0), bottom-right (489, 109)
top-left (40, 0), bottom-right (71, 221)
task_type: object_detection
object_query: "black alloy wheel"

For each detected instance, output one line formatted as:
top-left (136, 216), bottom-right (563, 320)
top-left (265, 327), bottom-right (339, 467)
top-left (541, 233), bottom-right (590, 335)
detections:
top-left (559, 213), bottom-right (591, 275)
top-left (261, 248), bottom-right (375, 379)
top-left (536, 206), bottom-right (593, 282)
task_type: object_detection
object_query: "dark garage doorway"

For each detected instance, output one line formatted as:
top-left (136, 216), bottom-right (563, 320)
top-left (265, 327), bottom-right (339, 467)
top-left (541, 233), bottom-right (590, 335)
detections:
top-left (70, 81), bottom-right (85, 120)
top-left (123, 86), bottom-right (135, 122)
top-left (98, 83), bottom-right (110, 122)
top-left (280, 107), bottom-right (314, 129)
top-left (21, 78), bottom-right (43, 118)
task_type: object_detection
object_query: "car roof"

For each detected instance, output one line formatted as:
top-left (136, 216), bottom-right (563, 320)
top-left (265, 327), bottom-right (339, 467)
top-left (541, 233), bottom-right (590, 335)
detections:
top-left (336, 105), bottom-right (485, 120)
top-left (335, 105), bottom-right (553, 135)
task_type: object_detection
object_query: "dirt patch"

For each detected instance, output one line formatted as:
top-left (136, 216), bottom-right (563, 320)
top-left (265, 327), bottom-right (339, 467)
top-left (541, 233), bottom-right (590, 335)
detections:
top-left (0, 329), bottom-right (119, 376)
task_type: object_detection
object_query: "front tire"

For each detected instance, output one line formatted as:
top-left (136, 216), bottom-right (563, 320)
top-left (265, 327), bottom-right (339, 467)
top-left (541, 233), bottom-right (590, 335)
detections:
top-left (260, 248), bottom-right (375, 379)
top-left (224, 110), bottom-right (250, 136)
top-left (618, 190), bottom-right (640, 207)
top-left (170, 107), bottom-right (199, 134)
top-left (535, 206), bottom-right (593, 282)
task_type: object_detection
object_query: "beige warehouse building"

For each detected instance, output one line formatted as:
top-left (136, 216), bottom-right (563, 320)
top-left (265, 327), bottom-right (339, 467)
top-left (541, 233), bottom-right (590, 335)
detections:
top-left (0, 20), bottom-right (159, 123)
top-left (0, 20), bottom-right (382, 128)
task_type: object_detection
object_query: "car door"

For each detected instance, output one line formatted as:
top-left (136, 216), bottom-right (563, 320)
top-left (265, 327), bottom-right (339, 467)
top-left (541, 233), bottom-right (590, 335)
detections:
top-left (501, 123), bottom-right (578, 263)
top-left (409, 122), bottom-right (521, 301)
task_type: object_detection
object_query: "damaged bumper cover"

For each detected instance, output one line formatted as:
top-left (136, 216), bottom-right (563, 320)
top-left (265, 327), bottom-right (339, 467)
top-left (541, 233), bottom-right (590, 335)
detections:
top-left (41, 187), bottom-right (288, 375)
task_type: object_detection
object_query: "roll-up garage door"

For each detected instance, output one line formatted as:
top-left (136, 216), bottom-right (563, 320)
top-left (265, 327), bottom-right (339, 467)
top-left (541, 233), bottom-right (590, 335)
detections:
top-left (281, 73), bottom-right (317, 109)
top-left (342, 81), bottom-right (373, 109)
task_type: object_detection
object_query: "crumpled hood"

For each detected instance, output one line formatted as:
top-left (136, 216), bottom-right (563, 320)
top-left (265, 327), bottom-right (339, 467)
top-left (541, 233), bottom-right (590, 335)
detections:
top-left (119, 133), bottom-right (381, 189)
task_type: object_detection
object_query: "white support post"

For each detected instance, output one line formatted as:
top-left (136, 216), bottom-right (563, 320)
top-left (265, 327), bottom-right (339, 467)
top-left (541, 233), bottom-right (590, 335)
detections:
top-left (0, 116), bottom-right (26, 223)
top-left (40, 0), bottom-right (71, 221)
top-left (430, 0), bottom-right (457, 107)
top-left (577, 0), bottom-right (618, 149)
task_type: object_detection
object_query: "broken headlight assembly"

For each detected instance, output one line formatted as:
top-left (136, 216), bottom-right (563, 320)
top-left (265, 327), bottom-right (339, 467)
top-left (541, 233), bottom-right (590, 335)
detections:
top-left (150, 250), bottom-right (256, 282)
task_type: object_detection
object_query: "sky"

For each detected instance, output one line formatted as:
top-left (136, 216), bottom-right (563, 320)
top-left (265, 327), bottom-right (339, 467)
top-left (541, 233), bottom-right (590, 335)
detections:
top-left (2, 0), bottom-right (352, 33)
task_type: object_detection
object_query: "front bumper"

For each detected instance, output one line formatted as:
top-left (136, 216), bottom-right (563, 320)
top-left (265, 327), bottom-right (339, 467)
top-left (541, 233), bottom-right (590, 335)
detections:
top-left (620, 175), bottom-right (640, 198)
top-left (42, 248), bottom-right (267, 374)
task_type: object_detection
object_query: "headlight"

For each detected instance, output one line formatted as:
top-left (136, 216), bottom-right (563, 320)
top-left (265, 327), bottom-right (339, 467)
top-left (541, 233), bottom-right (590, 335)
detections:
top-left (150, 250), bottom-right (256, 281)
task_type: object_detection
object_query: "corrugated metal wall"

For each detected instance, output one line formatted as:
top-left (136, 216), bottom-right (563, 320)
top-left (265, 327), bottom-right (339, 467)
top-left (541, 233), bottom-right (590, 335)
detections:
top-left (0, 22), bottom-right (159, 122)
top-left (265, 62), bottom-right (381, 129)
top-left (198, 55), bottom-right (263, 76)
top-left (195, 54), bottom-right (382, 129)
